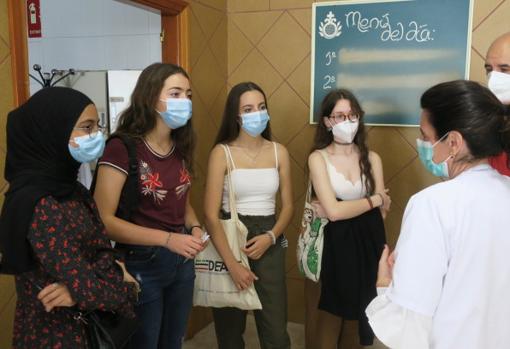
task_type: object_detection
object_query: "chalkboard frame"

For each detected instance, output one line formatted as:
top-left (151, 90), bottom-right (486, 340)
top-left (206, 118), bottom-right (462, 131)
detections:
top-left (310, 0), bottom-right (474, 126)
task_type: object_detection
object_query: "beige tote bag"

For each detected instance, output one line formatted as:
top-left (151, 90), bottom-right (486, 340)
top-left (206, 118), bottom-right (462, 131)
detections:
top-left (193, 145), bottom-right (262, 310)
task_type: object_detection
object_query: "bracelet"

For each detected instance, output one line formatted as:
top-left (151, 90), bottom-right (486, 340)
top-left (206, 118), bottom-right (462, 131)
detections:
top-left (376, 193), bottom-right (385, 207)
top-left (189, 225), bottom-right (202, 232)
top-left (266, 231), bottom-right (276, 245)
top-left (164, 232), bottom-right (172, 248)
top-left (366, 196), bottom-right (374, 209)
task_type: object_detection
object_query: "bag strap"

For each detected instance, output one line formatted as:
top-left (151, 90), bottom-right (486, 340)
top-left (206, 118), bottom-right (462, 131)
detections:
top-left (221, 144), bottom-right (240, 221)
top-left (305, 180), bottom-right (312, 204)
top-left (90, 134), bottom-right (139, 221)
top-left (117, 134), bottom-right (139, 221)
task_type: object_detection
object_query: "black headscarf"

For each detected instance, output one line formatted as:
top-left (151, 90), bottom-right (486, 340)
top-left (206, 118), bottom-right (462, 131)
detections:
top-left (0, 87), bottom-right (93, 274)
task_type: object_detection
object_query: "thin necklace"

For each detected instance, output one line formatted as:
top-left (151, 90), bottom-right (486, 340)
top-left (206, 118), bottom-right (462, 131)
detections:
top-left (241, 145), bottom-right (263, 164)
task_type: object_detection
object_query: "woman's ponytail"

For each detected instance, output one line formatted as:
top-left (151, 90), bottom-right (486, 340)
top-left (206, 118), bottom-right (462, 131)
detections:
top-left (501, 104), bottom-right (510, 156)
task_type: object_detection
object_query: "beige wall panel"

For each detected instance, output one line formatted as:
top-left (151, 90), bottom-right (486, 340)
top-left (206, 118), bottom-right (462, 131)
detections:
top-left (0, 275), bottom-right (15, 312)
top-left (0, 293), bottom-right (15, 349)
top-left (191, 46), bottom-right (226, 108)
top-left (387, 158), bottom-right (441, 210)
top-left (228, 0), bottom-right (270, 13)
top-left (288, 8), bottom-right (312, 35)
top-left (195, 0), bottom-right (226, 11)
top-left (191, 2), bottom-right (224, 41)
top-left (271, 0), bottom-right (314, 10)
top-left (286, 277), bottom-right (305, 323)
top-left (269, 83), bottom-right (310, 144)
top-left (470, 47), bottom-right (489, 84)
top-left (472, 0), bottom-right (506, 28)
top-left (209, 85), bottom-right (228, 127)
top-left (382, 204), bottom-right (405, 248)
top-left (288, 156), bottom-right (307, 207)
top-left (257, 12), bottom-right (310, 78)
top-left (395, 127), bottom-right (420, 151)
top-left (472, 0), bottom-right (510, 56)
top-left (286, 124), bottom-right (316, 171)
top-left (286, 54), bottom-right (312, 106)
top-left (191, 95), bottom-right (218, 173)
top-left (209, 17), bottom-right (229, 77)
top-left (189, 8), bottom-right (208, 68)
top-left (286, 264), bottom-right (301, 280)
top-left (231, 11), bottom-right (283, 46)
top-left (229, 49), bottom-right (283, 96)
top-left (366, 127), bottom-right (417, 181)
top-left (227, 19), bottom-right (254, 75)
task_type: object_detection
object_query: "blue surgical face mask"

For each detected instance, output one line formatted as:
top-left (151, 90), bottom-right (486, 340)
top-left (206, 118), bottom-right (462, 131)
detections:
top-left (158, 98), bottom-right (192, 129)
top-left (68, 131), bottom-right (105, 163)
top-left (240, 110), bottom-right (270, 137)
top-left (416, 132), bottom-right (452, 178)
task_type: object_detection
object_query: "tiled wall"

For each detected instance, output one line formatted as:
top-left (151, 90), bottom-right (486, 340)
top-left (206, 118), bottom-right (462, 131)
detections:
top-left (28, 0), bottom-right (162, 94)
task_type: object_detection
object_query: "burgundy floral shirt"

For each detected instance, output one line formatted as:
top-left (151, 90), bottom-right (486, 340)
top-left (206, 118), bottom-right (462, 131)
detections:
top-left (98, 137), bottom-right (191, 233)
top-left (13, 186), bottom-right (136, 349)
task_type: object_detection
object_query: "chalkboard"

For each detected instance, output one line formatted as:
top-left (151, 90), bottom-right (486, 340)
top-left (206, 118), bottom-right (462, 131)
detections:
top-left (311, 0), bottom-right (473, 126)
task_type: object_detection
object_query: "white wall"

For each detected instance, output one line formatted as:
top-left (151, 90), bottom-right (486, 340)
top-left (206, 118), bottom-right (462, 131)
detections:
top-left (28, 0), bottom-right (161, 94)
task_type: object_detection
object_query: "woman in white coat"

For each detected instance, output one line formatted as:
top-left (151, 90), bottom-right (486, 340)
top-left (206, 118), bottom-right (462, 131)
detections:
top-left (366, 80), bottom-right (510, 349)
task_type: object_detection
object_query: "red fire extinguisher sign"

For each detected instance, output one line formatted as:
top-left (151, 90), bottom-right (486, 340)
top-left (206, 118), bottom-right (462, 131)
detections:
top-left (27, 0), bottom-right (42, 38)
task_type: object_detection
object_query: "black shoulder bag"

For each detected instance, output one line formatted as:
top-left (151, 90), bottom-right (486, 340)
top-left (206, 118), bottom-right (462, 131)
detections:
top-left (31, 277), bottom-right (138, 349)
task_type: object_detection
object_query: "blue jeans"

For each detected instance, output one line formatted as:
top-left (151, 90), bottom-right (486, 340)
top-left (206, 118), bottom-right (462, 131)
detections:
top-left (123, 245), bottom-right (195, 349)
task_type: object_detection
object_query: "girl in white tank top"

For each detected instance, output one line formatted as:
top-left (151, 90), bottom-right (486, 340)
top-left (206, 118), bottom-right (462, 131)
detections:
top-left (221, 142), bottom-right (279, 216)
top-left (204, 82), bottom-right (293, 349)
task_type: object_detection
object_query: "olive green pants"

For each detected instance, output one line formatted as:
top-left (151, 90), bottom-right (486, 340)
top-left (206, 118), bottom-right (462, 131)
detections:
top-left (213, 213), bottom-right (290, 349)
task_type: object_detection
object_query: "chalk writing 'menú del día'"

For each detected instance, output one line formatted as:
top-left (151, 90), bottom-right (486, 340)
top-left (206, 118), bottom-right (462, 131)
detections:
top-left (344, 11), bottom-right (435, 43)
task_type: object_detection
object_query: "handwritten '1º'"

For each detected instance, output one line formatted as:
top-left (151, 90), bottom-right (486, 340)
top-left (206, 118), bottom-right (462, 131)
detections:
top-left (325, 51), bottom-right (337, 66)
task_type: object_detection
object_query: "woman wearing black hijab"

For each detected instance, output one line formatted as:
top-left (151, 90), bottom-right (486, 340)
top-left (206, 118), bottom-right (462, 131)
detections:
top-left (0, 87), bottom-right (137, 348)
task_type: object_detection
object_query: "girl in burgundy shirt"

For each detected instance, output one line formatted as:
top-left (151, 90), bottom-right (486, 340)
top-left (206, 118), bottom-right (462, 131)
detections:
top-left (94, 63), bottom-right (205, 349)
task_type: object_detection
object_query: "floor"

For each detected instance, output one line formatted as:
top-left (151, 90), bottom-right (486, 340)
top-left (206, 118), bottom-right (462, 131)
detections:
top-left (183, 315), bottom-right (304, 349)
top-left (183, 315), bottom-right (387, 349)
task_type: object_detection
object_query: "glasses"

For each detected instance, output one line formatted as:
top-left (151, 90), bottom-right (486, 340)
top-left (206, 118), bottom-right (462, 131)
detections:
top-left (326, 112), bottom-right (359, 124)
top-left (74, 122), bottom-right (107, 137)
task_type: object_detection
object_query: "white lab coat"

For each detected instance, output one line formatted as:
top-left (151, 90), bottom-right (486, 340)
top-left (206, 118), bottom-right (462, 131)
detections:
top-left (367, 164), bottom-right (510, 349)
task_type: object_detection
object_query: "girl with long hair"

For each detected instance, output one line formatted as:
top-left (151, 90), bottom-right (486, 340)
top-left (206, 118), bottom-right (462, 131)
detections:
top-left (306, 89), bottom-right (390, 348)
top-left (204, 82), bottom-right (293, 349)
top-left (93, 63), bottom-right (206, 349)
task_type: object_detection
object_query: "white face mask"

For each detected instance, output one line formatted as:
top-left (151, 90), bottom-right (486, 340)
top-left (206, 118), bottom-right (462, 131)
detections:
top-left (330, 120), bottom-right (359, 144)
top-left (488, 71), bottom-right (510, 104)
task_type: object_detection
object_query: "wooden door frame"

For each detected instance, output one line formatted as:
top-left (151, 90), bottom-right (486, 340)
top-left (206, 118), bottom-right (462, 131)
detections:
top-left (8, 0), bottom-right (189, 106)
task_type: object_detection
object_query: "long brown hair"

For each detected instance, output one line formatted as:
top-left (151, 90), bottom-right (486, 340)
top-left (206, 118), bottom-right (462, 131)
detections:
top-left (114, 63), bottom-right (195, 174)
top-left (310, 89), bottom-right (375, 195)
top-left (214, 82), bottom-right (272, 145)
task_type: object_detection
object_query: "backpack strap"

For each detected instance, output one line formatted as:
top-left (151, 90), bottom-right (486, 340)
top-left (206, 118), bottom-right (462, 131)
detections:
top-left (90, 134), bottom-right (139, 221)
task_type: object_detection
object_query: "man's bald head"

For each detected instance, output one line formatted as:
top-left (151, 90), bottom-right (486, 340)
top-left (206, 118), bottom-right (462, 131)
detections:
top-left (485, 32), bottom-right (510, 75)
